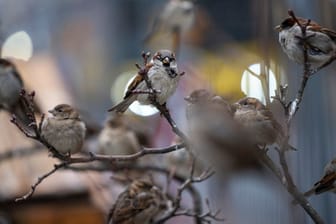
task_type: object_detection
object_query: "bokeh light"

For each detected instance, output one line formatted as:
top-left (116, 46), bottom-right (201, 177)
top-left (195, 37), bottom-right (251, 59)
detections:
top-left (1, 31), bottom-right (33, 61)
top-left (241, 63), bottom-right (277, 104)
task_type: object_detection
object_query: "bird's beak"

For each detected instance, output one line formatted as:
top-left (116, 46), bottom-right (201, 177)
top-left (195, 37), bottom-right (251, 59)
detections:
top-left (184, 96), bottom-right (192, 103)
top-left (162, 57), bottom-right (170, 67)
top-left (274, 25), bottom-right (281, 31)
top-left (232, 103), bottom-right (241, 110)
top-left (48, 109), bottom-right (55, 115)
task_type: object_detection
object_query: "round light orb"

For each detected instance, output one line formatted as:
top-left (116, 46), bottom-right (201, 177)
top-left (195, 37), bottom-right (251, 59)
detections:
top-left (241, 63), bottom-right (277, 105)
top-left (1, 31), bottom-right (33, 61)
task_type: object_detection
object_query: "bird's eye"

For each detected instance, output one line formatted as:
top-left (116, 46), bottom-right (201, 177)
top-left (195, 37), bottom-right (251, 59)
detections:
top-left (309, 47), bottom-right (323, 55)
top-left (57, 108), bottom-right (63, 112)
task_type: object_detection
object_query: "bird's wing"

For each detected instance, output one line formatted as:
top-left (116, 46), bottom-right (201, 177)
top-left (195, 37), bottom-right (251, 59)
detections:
top-left (124, 63), bottom-right (153, 99)
top-left (124, 74), bottom-right (144, 99)
top-left (111, 196), bottom-right (144, 224)
top-left (314, 172), bottom-right (336, 194)
top-left (321, 28), bottom-right (336, 41)
top-left (14, 70), bottom-right (24, 86)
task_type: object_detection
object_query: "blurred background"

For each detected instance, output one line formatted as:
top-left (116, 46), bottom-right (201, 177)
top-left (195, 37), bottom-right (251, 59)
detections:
top-left (0, 0), bottom-right (336, 223)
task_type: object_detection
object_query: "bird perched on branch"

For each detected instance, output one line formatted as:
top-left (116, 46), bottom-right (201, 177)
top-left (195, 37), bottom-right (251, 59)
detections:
top-left (186, 89), bottom-right (262, 174)
top-left (144, 0), bottom-right (195, 44)
top-left (0, 59), bottom-right (22, 110)
top-left (275, 16), bottom-right (336, 69)
top-left (0, 58), bottom-right (30, 123)
top-left (41, 104), bottom-right (86, 155)
top-left (185, 89), bottom-right (233, 119)
top-left (108, 50), bottom-right (181, 113)
top-left (233, 97), bottom-right (296, 151)
top-left (98, 114), bottom-right (140, 157)
top-left (302, 158), bottom-right (336, 198)
top-left (108, 180), bottom-right (168, 224)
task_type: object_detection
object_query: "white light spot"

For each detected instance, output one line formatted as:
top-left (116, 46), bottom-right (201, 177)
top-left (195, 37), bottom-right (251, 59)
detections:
top-left (1, 31), bottom-right (33, 61)
top-left (126, 75), bottom-right (159, 116)
top-left (241, 63), bottom-right (277, 104)
top-left (111, 72), bottom-right (159, 117)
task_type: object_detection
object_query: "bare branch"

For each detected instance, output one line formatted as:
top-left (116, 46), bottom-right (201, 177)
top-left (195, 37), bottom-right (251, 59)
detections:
top-left (66, 163), bottom-right (204, 223)
top-left (286, 10), bottom-right (312, 122)
top-left (15, 162), bottom-right (68, 202)
top-left (278, 150), bottom-right (324, 224)
top-left (155, 168), bottom-right (215, 223)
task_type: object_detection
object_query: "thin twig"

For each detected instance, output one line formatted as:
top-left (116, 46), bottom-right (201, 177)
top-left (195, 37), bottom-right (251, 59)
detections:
top-left (155, 169), bottom-right (216, 223)
top-left (260, 151), bottom-right (324, 224)
top-left (279, 150), bottom-right (324, 223)
top-left (15, 162), bottom-right (68, 202)
top-left (66, 163), bottom-right (205, 223)
top-left (287, 10), bottom-right (312, 122)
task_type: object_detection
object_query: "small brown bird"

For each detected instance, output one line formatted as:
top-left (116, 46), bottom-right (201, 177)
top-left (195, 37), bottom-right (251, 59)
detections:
top-left (185, 89), bottom-right (233, 119)
top-left (234, 97), bottom-right (287, 148)
top-left (144, 0), bottom-right (195, 43)
top-left (98, 114), bottom-right (140, 156)
top-left (41, 104), bottom-right (86, 155)
top-left (275, 17), bottom-right (336, 69)
top-left (0, 58), bottom-right (31, 124)
top-left (0, 58), bottom-right (22, 110)
top-left (303, 158), bottom-right (336, 198)
top-left (186, 90), bottom-right (262, 174)
top-left (108, 50), bottom-right (180, 113)
top-left (108, 180), bottom-right (168, 224)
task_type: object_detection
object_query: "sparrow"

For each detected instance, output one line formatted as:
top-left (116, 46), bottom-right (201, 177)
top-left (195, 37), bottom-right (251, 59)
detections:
top-left (41, 104), bottom-right (86, 155)
top-left (0, 58), bottom-right (22, 110)
top-left (275, 17), bottom-right (336, 69)
top-left (144, 0), bottom-right (195, 43)
top-left (302, 158), bottom-right (336, 198)
top-left (233, 97), bottom-right (291, 149)
top-left (108, 50), bottom-right (180, 113)
top-left (0, 58), bottom-right (31, 123)
top-left (186, 90), bottom-right (262, 174)
top-left (97, 114), bottom-right (144, 174)
top-left (108, 180), bottom-right (168, 224)
top-left (98, 114), bottom-right (140, 156)
top-left (185, 89), bottom-right (233, 119)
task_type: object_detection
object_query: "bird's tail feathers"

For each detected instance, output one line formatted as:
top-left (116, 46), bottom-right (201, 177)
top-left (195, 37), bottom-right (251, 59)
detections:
top-left (108, 96), bottom-right (135, 113)
top-left (288, 143), bottom-right (298, 151)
